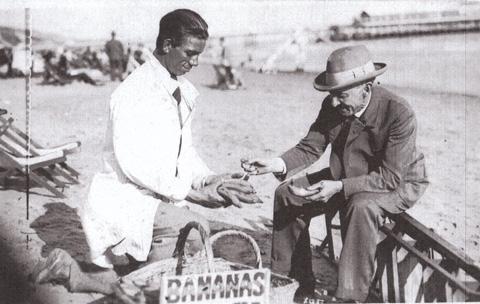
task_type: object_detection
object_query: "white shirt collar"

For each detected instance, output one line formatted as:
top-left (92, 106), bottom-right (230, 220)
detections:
top-left (144, 50), bottom-right (178, 96)
top-left (355, 93), bottom-right (371, 118)
top-left (143, 50), bottom-right (199, 109)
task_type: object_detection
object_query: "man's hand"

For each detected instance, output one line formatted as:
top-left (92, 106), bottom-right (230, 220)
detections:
top-left (217, 179), bottom-right (262, 208)
top-left (187, 175), bottom-right (261, 208)
top-left (186, 181), bottom-right (226, 208)
top-left (240, 157), bottom-right (285, 175)
top-left (289, 180), bottom-right (343, 203)
top-left (203, 173), bottom-right (246, 186)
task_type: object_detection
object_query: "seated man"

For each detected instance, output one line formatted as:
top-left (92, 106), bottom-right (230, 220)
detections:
top-left (42, 50), bottom-right (99, 86)
top-left (242, 45), bottom-right (429, 302)
top-left (33, 9), bottom-right (257, 294)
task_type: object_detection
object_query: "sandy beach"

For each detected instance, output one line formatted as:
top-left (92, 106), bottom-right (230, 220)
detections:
top-left (1, 34), bottom-right (479, 303)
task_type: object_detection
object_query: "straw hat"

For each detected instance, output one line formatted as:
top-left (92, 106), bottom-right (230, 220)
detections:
top-left (314, 45), bottom-right (387, 91)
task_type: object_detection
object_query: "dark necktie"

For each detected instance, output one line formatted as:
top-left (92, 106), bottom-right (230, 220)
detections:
top-left (170, 73), bottom-right (183, 177)
top-left (333, 117), bottom-right (354, 178)
top-left (173, 87), bottom-right (181, 105)
top-left (170, 73), bottom-right (181, 105)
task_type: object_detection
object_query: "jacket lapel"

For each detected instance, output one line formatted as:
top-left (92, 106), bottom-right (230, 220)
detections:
top-left (345, 118), bottom-right (365, 145)
top-left (344, 87), bottom-right (380, 147)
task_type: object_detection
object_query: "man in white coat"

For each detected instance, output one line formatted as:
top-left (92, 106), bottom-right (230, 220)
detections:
top-left (33, 9), bottom-right (243, 294)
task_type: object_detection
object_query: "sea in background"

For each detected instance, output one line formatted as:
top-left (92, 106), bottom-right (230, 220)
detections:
top-left (213, 32), bottom-right (480, 96)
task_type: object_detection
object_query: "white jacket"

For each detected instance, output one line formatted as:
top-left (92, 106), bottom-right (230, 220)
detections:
top-left (82, 51), bottom-right (213, 268)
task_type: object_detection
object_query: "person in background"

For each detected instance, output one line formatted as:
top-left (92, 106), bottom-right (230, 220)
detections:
top-left (213, 36), bottom-right (242, 90)
top-left (134, 42), bottom-right (147, 65)
top-left (105, 31), bottom-right (125, 81)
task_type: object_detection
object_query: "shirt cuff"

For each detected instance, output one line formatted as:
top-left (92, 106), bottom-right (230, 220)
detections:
top-left (166, 178), bottom-right (194, 202)
top-left (191, 175), bottom-right (207, 190)
top-left (272, 157), bottom-right (287, 181)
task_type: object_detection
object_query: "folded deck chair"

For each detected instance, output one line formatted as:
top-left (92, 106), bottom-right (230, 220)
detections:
top-left (0, 115), bottom-right (81, 198)
top-left (0, 149), bottom-right (67, 198)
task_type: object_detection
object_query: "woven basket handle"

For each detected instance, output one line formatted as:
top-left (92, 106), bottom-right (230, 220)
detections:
top-left (172, 221), bottom-right (215, 275)
top-left (209, 230), bottom-right (263, 269)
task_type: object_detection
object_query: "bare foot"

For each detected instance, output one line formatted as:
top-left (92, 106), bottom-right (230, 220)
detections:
top-left (31, 248), bottom-right (80, 290)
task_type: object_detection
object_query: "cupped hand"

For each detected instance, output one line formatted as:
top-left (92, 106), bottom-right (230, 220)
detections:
top-left (288, 180), bottom-right (343, 203)
top-left (304, 180), bottom-right (343, 202)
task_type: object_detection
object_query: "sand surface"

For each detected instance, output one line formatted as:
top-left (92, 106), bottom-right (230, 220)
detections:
top-left (0, 51), bottom-right (479, 303)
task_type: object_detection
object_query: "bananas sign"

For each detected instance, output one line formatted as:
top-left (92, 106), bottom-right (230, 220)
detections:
top-left (159, 268), bottom-right (271, 304)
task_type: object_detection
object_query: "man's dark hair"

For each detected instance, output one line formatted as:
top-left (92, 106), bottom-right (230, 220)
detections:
top-left (155, 9), bottom-right (209, 51)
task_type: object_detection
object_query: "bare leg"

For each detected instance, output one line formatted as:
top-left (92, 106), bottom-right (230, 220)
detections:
top-left (32, 248), bottom-right (117, 294)
top-left (32, 205), bottom-right (209, 294)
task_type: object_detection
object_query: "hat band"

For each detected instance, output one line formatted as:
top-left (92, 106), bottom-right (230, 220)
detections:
top-left (325, 60), bottom-right (376, 87)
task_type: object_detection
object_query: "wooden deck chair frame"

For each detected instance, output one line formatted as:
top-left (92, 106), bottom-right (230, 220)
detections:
top-left (0, 145), bottom-right (68, 198)
top-left (317, 210), bottom-right (480, 302)
top-left (374, 213), bottom-right (480, 302)
top-left (0, 115), bottom-right (80, 198)
top-left (0, 115), bottom-right (80, 184)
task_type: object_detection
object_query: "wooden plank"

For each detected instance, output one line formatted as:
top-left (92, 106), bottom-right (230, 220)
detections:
top-left (396, 244), bottom-right (424, 303)
top-left (38, 167), bottom-right (67, 188)
top-left (0, 116), bottom-right (43, 149)
top-left (0, 117), bottom-right (13, 137)
top-left (48, 164), bottom-right (79, 184)
top-left (1, 132), bottom-right (79, 182)
top-left (59, 162), bottom-right (80, 179)
top-left (381, 224), bottom-right (480, 298)
top-left (392, 213), bottom-right (480, 281)
top-left (0, 147), bottom-right (67, 198)
top-left (28, 171), bottom-right (66, 198)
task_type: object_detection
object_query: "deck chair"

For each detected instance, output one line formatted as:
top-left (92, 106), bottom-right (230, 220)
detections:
top-left (0, 114), bottom-right (80, 198)
top-left (317, 210), bottom-right (480, 302)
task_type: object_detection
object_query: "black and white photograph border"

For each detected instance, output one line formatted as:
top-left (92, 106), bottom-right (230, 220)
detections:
top-left (0, 0), bottom-right (479, 303)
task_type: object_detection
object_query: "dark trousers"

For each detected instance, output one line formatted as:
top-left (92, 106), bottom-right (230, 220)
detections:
top-left (109, 59), bottom-right (123, 81)
top-left (271, 169), bottom-right (408, 302)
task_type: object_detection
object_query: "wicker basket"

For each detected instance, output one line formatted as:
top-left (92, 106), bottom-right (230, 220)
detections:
top-left (112, 221), bottom-right (298, 304)
top-left (209, 229), bottom-right (299, 304)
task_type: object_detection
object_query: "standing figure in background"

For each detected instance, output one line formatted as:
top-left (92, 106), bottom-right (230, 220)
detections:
top-left (105, 31), bottom-right (125, 81)
top-left (213, 37), bottom-right (242, 90)
top-left (0, 45), bottom-right (13, 78)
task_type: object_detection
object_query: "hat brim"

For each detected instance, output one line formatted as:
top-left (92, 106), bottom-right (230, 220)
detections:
top-left (314, 62), bottom-right (387, 92)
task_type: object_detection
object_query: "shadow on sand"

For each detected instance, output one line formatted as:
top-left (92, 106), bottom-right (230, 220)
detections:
top-left (30, 202), bottom-right (89, 261)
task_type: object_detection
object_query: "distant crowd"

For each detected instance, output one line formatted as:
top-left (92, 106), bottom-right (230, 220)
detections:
top-left (0, 30), bottom-right (310, 89)
top-left (0, 30), bottom-right (149, 86)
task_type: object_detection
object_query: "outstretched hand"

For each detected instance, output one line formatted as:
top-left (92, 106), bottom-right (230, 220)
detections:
top-left (202, 172), bottom-right (248, 187)
top-left (240, 157), bottom-right (284, 175)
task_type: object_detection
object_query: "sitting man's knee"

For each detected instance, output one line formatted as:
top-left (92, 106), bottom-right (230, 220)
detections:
top-left (274, 181), bottom-right (291, 204)
top-left (347, 193), bottom-right (381, 216)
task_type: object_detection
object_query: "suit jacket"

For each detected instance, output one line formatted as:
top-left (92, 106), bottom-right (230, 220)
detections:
top-left (281, 85), bottom-right (428, 208)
